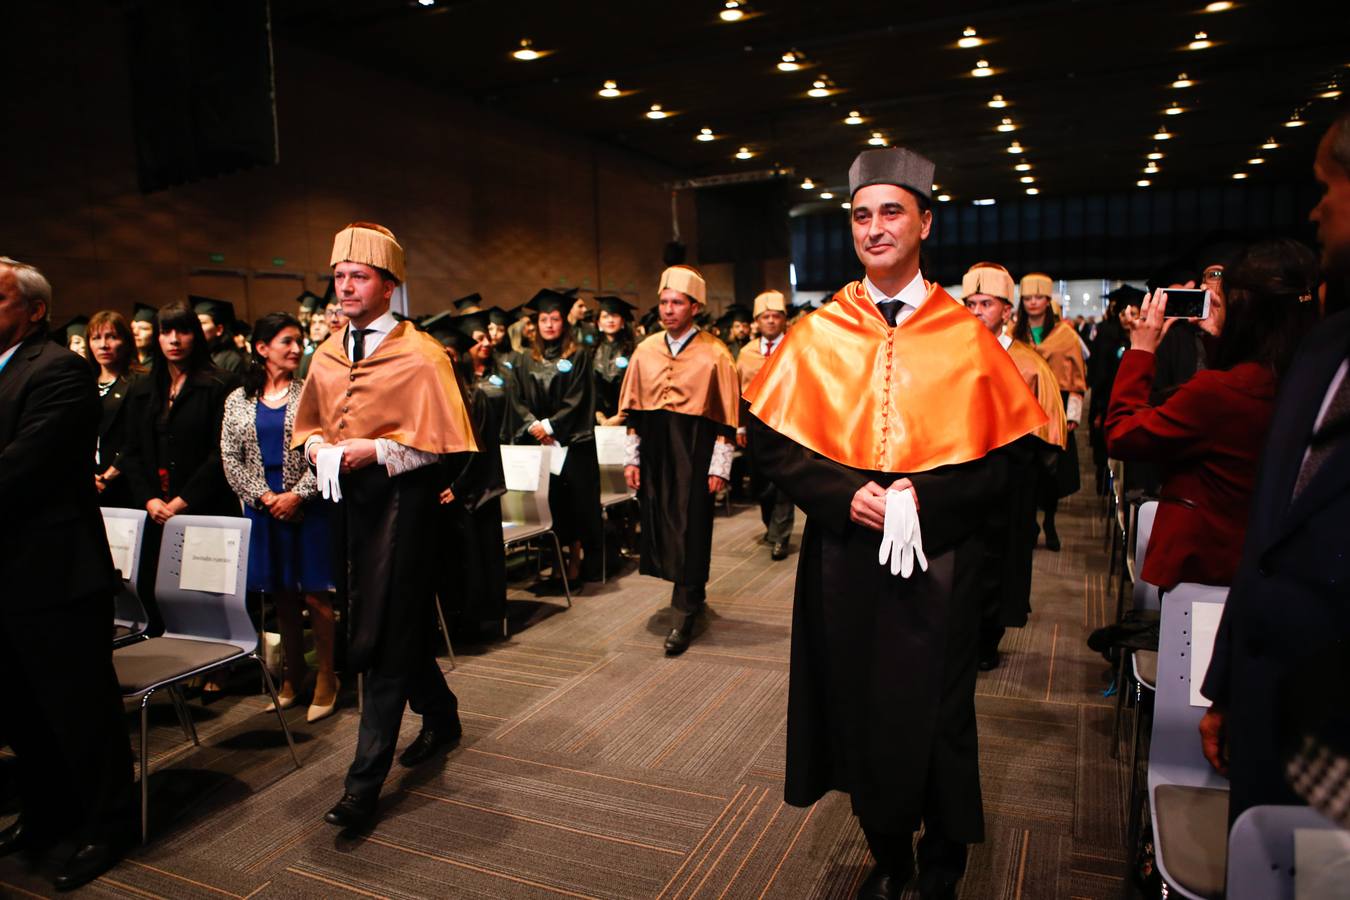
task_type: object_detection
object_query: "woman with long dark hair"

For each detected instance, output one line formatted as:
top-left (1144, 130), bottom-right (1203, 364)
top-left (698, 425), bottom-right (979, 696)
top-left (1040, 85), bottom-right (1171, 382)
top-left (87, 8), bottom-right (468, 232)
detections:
top-left (1106, 238), bottom-right (1320, 590)
top-left (221, 312), bottom-right (338, 720)
top-left (508, 289), bottom-right (603, 587)
top-left (87, 310), bottom-right (143, 509)
top-left (593, 296), bottom-right (636, 426)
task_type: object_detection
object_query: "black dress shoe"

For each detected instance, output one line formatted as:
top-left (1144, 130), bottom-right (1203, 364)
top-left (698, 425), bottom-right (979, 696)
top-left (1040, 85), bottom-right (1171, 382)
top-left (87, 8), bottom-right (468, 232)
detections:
top-left (664, 613), bottom-right (698, 656)
top-left (856, 863), bottom-right (908, 899)
top-left (1044, 530), bottom-right (1061, 552)
top-left (324, 793), bottom-right (377, 829)
top-left (978, 649), bottom-right (1001, 672)
top-left (54, 841), bottom-right (123, 892)
top-left (771, 540), bottom-right (789, 561)
top-left (398, 719), bottom-right (463, 768)
top-left (916, 867), bottom-right (961, 900)
top-left (0, 818), bottom-right (32, 856)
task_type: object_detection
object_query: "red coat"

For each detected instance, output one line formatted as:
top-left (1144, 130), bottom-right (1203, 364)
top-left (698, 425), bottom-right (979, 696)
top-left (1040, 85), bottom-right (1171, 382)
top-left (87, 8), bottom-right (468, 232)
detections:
top-left (1105, 349), bottom-right (1277, 590)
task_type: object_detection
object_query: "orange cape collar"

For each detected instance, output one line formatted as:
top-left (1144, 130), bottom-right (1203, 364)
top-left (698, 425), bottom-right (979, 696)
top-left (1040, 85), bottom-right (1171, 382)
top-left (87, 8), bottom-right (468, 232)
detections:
top-left (743, 280), bottom-right (1047, 472)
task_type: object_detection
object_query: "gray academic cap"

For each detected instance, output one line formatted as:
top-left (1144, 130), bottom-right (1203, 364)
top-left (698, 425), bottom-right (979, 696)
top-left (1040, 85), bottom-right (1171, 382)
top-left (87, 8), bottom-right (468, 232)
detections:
top-left (848, 148), bottom-right (936, 202)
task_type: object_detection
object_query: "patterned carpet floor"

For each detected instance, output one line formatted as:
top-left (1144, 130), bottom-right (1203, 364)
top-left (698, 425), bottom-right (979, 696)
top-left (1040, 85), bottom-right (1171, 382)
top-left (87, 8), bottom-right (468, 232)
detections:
top-left (1, 478), bottom-right (1131, 899)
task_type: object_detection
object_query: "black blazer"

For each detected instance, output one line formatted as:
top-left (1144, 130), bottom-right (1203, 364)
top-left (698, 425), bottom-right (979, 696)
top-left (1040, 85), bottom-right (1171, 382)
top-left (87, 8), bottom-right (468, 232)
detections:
top-left (96, 371), bottom-right (140, 470)
top-left (1201, 309), bottom-right (1350, 823)
top-left (0, 330), bottom-right (117, 609)
top-left (119, 367), bottom-right (240, 516)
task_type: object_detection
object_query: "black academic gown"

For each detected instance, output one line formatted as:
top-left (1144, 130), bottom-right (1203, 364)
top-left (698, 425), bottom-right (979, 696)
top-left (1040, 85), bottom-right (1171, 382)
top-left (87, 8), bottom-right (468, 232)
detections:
top-left (96, 371), bottom-right (141, 509)
top-left (209, 338), bottom-right (247, 376)
top-left (593, 336), bottom-right (632, 421)
top-left (980, 435), bottom-right (1045, 642)
top-left (749, 414), bottom-right (1012, 841)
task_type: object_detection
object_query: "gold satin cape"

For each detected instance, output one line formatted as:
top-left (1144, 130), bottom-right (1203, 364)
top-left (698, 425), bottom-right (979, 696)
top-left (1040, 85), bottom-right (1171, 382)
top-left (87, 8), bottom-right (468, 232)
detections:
top-left (292, 321), bottom-right (478, 453)
top-left (735, 340), bottom-right (771, 390)
top-left (618, 331), bottom-right (740, 427)
top-left (743, 280), bottom-right (1046, 472)
top-left (1035, 321), bottom-right (1087, 396)
top-left (1008, 339), bottom-right (1068, 449)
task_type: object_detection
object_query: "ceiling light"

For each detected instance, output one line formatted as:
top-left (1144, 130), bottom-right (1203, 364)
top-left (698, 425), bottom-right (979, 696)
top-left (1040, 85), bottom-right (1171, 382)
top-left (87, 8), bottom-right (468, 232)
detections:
top-left (867, 132), bottom-right (888, 146)
top-left (1321, 87), bottom-right (1343, 99)
top-left (1165, 102), bottom-right (1184, 116)
top-left (1148, 149), bottom-right (1165, 160)
top-left (1025, 187), bottom-right (1040, 196)
top-left (1007, 141), bottom-right (1024, 154)
top-left (841, 201), bottom-right (852, 210)
top-left (1188, 31), bottom-right (1212, 50)
top-left (1015, 162), bottom-right (1032, 172)
top-left (778, 50), bottom-right (802, 72)
top-left (696, 127), bottom-right (716, 142)
top-left (1262, 138), bottom-right (1279, 150)
top-left (735, 146), bottom-right (753, 159)
top-left (972, 59), bottom-right (992, 77)
top-left (1154, 127), bottom-right (1174, 140)
top-left (997, 117), bottom-right (1016, 132)
top-left (958, 26), bottom-right (983, 49)
top-left (1144, 163), bottom-right (1159, 174)
top-left (808, 78), bottom-right (833, 98)
top-left (988, 94), bottom-right (1008, 109)
top-left (646, 104), bottom-right (668, 120)
top-left (1285, 114), bottom-right (1307, 127)
top-left (1247, 157), bottom-right (1264, 165)
top-left (844, 110), bottom-right (864, 125)
top-left (417, 0), bottom-right (435, 6)
top-left (1137, 179), bottom-right (1152, 187)
top-left (1172, 73), bottom-right (1193, 89)
top-left (598, 80), bottom-right (621, 98)
top-left (972, 198), bottom-right (996, 206)
top-left (1232, 172), bottom-right (1248, 180)
top-left (819, 191), bottom-right (834, 199)
top-left (1019, 175), bottom-right (1035, 184)
top-left (719, 1), bottom-right (746, 22)
top-left (937, 193), bottom-right (952, 202)
top-left (512, 38), bottom-right (542, 61)
top-left (1204, 1), bottom-right (1233, 10)
top-left (931, 183), bottom-right (941, 192)
top-left (800, 178), bottom-right (815, 190)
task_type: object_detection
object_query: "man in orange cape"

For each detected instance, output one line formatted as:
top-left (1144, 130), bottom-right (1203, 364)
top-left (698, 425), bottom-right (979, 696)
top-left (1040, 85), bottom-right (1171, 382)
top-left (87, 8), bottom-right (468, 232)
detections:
top-left (735, 289), bottom-right (795, 560)
top-left (743, 149), bottom-right (1045, 900)
top-left (961, 262), bottom-right (1068, 672)
top-left (293, 222), bottom-right (477, 831)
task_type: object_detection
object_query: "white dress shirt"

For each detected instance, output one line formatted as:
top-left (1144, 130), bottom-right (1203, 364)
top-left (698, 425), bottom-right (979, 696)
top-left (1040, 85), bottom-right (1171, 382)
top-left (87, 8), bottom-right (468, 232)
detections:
top-left (665, 324), bottom-right (699, 356)
top-left (345, 310), bottom-right (399, 360)
top-left (760, 334), bottom-right (784, 356)
top-left (863, 270), bottom-right (928, 327)
top-left (0, 341), bottom-right (20, 374)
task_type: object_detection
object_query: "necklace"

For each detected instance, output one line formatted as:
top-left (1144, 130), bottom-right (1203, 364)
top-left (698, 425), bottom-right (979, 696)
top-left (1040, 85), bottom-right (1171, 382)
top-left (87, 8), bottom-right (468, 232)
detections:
top-left (263, 384), bottom-right (290, 402)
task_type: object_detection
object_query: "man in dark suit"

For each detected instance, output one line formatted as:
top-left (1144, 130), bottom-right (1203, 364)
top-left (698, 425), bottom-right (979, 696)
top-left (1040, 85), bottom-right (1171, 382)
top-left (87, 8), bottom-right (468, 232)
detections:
top-left (1200, 112), bottom-right (1350, 824)
top-left (0, 257), bottom-right (134, 890)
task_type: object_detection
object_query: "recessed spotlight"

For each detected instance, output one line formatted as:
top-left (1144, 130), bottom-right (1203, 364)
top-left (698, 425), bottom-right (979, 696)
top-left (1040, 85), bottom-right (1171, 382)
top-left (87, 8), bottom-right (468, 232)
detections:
top-left (778, 50), bottom-right (802, 72)
top-left (1014, 162), bottom-right (1032, 172)
top-left (841, 201), bottom-right (852, 210)
top-left (1321, 87), bottom-right (1343, 99)
top-left (1007, 141), bottom-right (1024, 154)
top-left (1137, 179), bottom-right (1152, 187)
top-left (937, 193), bottom-right (952, 202)
top-left (1144, 163), bottom-right (1159, 174)
top-left (958, 26), bottom-right (982, 49)
top-left (1204, 1), bottom-right (1233, 10)
top-left (719, 1), bottom-right (746, 22)
top-left (735, 146), bottom-right (754, 159)
top-left (1148, 149), bottom-right (1165, 160)
top-left (1262, 138), bottom-right (1279, 150)
top-left (1154, 127), bottom-right (1174, 140)
top-left (972, 198), bottom-right (996, 206)
top-left (819, 191), bottom-right (834, 199)
top-left (1165, 102), bottom-right (1184, 116)
top-left (512, 38), bottom-right (542, 61)
top-left (972, 59), bottom-right (992, 77)
top-left (988, 94), bottom-right (1008, 109)
top-left (1247, 157), bottom-right (1264, 165)
top-left (1188, 31), bottom-right (1212, 50)
top-left (1232, 172), bottom-right (1248, 179)
top-left (1172, 73), bottom-right (1193, 89)
top-left (800, 178), bottom-right (815, 190)
top-left (1019, 175), bottom-right (1035, 184)
top-left (417, 0), bottom-right (435, 6)
top-left (844, 110), bottom-right (864, 125)
top-left (598, 80), bottom-right (621, 98)
top-left (646, 104), bottom-right (669, 120)
top-left (997, 117), bottom-right (1016, 132)
top-left (931, 183), bottom-right (941, 192)
top-left (696, 127), bottom-right (716, 142)
top-left (808, 78), bottom-right (833, 98)
top-left (868, 131), bottom-right (888, 146)
top-left (1025, 187), bottom-right (1040, 196)
top-left (1285, 114), bottom-right (1307, 127)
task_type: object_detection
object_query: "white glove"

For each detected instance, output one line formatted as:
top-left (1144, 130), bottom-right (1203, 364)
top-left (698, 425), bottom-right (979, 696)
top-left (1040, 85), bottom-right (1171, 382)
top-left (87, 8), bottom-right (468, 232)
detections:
top-left (623, 432), bottom-right (641, 467)
top-left (878, 487), bottom-right (928, 578)
top-left (1065, 393), bottom-right (1083, 425)
top-left (316, 446), bottom-right (345, 503)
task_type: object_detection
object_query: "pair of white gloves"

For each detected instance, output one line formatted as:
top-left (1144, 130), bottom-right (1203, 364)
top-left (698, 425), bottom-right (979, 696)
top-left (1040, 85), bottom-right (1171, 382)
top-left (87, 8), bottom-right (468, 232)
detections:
top-left (877, 487), bottom-right (928, 578)
top-left (315, 446), bottom-right (346, 503)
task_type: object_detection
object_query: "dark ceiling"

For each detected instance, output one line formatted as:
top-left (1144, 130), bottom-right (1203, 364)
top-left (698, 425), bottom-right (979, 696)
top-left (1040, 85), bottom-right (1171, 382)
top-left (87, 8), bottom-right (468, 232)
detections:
top-left (278, 0), bottom-right (1347, 209)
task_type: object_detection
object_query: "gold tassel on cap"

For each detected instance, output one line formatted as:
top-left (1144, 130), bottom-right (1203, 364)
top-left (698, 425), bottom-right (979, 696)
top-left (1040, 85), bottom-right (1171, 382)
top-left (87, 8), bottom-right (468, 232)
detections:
top-left (753, 290), bottom-right (787, 317)
top-left (961, 262), bottom-right (1015, 302)
top-left (331, 222), bottom-right (407, 284)
top-left (659, 265), bottom-right (707, 304)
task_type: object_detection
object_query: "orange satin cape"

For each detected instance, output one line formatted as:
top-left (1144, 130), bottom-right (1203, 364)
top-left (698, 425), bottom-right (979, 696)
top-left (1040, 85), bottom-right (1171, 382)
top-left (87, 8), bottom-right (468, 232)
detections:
top-left (292, 321), bottom-right (478, 454)
top-left (1034, 321), bottom-right (1087, 395)
top-left (618, 330), bottom-right (740, 428)
top-left (743, 280), bottom-right (1046, 473)
top-left (1007, 339), bottom-right (1068, 449)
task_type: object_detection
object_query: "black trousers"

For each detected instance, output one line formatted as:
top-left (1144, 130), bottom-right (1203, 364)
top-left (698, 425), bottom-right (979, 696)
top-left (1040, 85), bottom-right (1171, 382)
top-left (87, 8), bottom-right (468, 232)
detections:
top-left (671, 583), bottom-right (707, 614)
top-left (0, 593), bottom-right (134, 842)
top-left (760, 485), bottom-right (795, 544)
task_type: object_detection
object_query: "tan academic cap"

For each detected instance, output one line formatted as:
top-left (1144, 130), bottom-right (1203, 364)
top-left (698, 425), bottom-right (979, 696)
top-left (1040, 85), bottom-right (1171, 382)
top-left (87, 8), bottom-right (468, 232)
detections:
top-left (1019, 272), bottom-right (1054, 299)
top-left (331, 222), bottom-right (406, 284)
top-left (961, 263), bottom-right (1015, 303)
top-left (659, 265), bottom-right (707, 304)
top-left (753, 290), bottom-right (787, 317)
top-left (848, 147), bottom-right (936, 201)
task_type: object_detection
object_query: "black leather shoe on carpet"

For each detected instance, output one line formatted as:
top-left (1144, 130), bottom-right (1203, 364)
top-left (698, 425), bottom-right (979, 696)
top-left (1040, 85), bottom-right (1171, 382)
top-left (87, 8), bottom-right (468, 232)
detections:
top-left (916, 867), bottom-right (962, 900)
top-left (398, 720), bottom-right (463, 767)
top-left (771, 540), bottom-right (789, 561)
top-left (323, 793), bottom-right (377, 829)
top-left (1044, 524), bottom-right (1061, 552)
top-left (0, 818), bottom-right (34, 857)
top-left (855, 863), bottom-right (909, 899)
top-left (978, 650), bottom-right (1001, 672)
top-left (53, 840), bottom-right (124, 892)
top-left (664, 613), bottom-right (698, 656)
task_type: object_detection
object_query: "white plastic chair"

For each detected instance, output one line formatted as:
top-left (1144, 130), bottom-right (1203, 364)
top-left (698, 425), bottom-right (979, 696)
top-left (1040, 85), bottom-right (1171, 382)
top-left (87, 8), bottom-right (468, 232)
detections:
top-left (500, 445), bottom-right (571, 607)
top-left (1226, 804), bottom-right (1347, 899)
top-left (102, 507), bottom-right (150, 645)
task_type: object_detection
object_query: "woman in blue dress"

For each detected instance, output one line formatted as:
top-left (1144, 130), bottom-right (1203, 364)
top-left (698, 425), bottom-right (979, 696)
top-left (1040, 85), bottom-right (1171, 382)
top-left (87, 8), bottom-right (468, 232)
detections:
top-left (221, 312), bottom-right (338, 722)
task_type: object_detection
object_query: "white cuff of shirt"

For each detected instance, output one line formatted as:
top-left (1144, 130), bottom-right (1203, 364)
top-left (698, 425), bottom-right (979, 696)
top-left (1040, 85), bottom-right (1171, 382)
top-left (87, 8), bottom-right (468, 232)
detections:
top-left (708, 440), bottom-right (734, 480)
top-left (623, 432), bottom-right (641, 467)
top-left (305, 434), bottom-right (323, 465)
top-left (540, 418), bottom-right (554, 437)
top-left (1065, 394), bottom-right (1083, 425)
top-left (375, 438), bottom-right (439, 476)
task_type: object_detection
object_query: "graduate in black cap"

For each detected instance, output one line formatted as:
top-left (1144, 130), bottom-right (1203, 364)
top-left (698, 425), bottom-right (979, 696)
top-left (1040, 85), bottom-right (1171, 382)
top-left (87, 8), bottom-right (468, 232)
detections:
top-left (452, 292), bottom-right (483, 315)
top-left (193, 296), bottom-right (248, 374)
top-left (592, 296), bottom-right (636, 425)
top-left (567, 293), bottom-right (600, 348)
top-left (485, 306), bottom-right (512, 357)
top-left (507, 289), bottom-right (604, 586)
top-left (53, 315), bottom-right (90, 359)
top-left (296, 290), bottom-right (324, 331)
top-left (720, 304), bottom-right (752, 361)
top-left (130, 303), bottom-right (158, 369)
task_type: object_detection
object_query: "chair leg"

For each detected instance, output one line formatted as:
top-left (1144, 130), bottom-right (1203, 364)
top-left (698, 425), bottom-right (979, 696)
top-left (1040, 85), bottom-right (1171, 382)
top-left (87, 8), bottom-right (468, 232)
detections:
top-left (1111, 654), bottom-right (1128, 760)
top-left (501, 616), bottom-right (509, 639)
top-left (601, 509), bottom-right (609, 584)
top-left (168, 684), bottom-right (199, 746)
top-left (435, 601), bottom-right (456, 669)
top-left (253, 655), bottom-right (302, 771)
top-left (139, 690), bottom-right (154, 844)
top-left (550, 531), bottom-right (572, 608)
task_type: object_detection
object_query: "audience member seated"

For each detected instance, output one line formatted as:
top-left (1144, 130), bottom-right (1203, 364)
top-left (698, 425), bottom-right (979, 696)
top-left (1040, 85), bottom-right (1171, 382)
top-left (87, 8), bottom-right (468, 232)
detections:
top-left (1105, 238), bottom-right (1320, 590)
top-left (87, 310), bottom-right (144, 510)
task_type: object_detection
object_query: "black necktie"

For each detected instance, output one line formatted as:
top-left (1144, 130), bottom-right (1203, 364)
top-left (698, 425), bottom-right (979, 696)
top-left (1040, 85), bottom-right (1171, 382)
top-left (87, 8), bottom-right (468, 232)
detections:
top-left (1293, 359), bottom-right (1350, 499)
top-left (350, 328), bottom-right (371, 363)
top-left (878, 300), bottom-right (904, 327)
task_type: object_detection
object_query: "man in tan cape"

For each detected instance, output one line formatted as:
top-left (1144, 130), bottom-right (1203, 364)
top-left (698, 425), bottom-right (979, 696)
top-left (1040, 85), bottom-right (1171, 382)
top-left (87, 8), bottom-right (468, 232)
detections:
top-left (293, 222), bottom-right (477, 830)
top-left (618, 265), bottom-right (739, 655)
top-left (735, 289), bottom-right (795, 560)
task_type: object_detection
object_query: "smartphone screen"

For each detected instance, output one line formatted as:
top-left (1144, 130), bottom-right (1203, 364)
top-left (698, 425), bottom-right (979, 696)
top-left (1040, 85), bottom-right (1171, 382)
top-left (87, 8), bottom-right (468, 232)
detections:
top-left (1162, 288), bottom-right (1210, 319)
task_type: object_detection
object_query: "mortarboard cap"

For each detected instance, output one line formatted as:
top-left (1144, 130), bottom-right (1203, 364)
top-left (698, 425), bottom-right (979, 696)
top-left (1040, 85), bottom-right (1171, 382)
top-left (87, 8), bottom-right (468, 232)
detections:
top-left (659, 265), bottom-right (707, 304)
top-left (132, 302), bottom-right (158, 323)
top-left (485, 307), bottom-right (512, 327)
top-left (452, 292), bottom-right (483, 313)
top-left (421, 310), bottom-right (462, 347)
top-left (53, 315), bottom-right (89, 345)
top-left (752, 291), bottom-right (787, 318)
top-left (640, 307), bottom-right (662, 331)
top-left (296, 290), bottom-right (324, 312)
top-left (963, 263), bottom-right (1016, 303)
top-left (526, 289), bottom-right (574, 316)
top-left (455, 311), bottom-right (491, 339)
top-left (724, 304), bottom-right (752, 324)
top-left (595, 296), bottom-right (636, 319)
top-left (191, 296), bottom-right (236, 325)
top-left (848, 147), bottom-right (936, 202)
